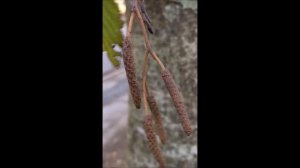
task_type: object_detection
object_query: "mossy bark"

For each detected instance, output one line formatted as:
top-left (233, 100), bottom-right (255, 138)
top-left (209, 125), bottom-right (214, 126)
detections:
top-left (125, 1), bottom-right (197, 167)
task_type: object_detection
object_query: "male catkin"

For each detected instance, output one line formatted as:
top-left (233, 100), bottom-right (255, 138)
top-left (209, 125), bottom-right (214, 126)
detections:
top-left (147, 95), bottom-right (167, 144)
top-left (161, 69), bottom-right (192, 136)
top-left (144, 114), bottom-right (166, 168)
top-left (123, 37), bottom-right (141, 109)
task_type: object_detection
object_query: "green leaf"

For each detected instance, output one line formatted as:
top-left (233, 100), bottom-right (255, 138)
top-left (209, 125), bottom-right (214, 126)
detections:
top-left (103, 0), bottom-right (123, 67)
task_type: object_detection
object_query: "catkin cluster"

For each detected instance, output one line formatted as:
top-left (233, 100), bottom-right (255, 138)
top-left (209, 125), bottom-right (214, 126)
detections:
top-left (122, 1), bottom-right (193, 167)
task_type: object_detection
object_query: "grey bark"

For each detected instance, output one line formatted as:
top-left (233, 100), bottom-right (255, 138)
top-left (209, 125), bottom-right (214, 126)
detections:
top-left (125, 0), bottom-right (197, 168)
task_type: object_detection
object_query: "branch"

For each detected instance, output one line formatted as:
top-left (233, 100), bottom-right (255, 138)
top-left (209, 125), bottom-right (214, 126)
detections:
top-left (134, 3), bottom-right (165, 70)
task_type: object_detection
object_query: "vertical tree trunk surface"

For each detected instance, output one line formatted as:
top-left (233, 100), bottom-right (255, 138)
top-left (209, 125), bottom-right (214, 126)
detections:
top-left (126, 0), bottom-right (197, 167)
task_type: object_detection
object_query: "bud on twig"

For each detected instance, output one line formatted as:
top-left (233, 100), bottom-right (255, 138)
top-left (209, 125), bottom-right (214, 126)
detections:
top-left (161, 69), bottom-right (192, 136)
top-left (142, 15), bottom-right (154, 34)
top-left (139, 0), bottom-right (152, 24)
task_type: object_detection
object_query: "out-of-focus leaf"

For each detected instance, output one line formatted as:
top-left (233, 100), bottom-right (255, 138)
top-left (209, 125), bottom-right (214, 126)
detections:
top-left (103, 0), bottom-right (123, 67)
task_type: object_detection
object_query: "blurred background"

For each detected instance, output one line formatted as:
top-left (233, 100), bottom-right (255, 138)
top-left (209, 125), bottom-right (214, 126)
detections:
top-left (103, 55), bottom-right (129, 168)
top-left (103, 1), bottom-right (128, 167)
top-left (103, 0), bottom-right (197, 167)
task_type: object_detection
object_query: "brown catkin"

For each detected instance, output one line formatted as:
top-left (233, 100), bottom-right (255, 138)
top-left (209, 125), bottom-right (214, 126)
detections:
top-left (147, 95), bottom-right (167, 144)
top-left (123, 37), bottom-right (141, 109)
top-left (161, 69), bottom-right (192, 136)
top-left (144, 115), bottom-right (166, 168)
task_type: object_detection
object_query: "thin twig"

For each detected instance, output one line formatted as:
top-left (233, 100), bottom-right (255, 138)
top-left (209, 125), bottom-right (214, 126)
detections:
top-left (145, 81), bottom-right (150, 96)
top-left (142, 49), bottom-right (150, 115)
top-left (126, 11), bottom-right (136, 39)
top-left (133, 3), bottom-right (165, 70)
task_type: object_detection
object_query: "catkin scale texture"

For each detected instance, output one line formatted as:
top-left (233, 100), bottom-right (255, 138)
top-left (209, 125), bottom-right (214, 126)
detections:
top-left (161, 69), bottom-right (192, 136)
top-left (147, 96), bottom-right (167, 144)
top-left (144, 115), bottom-right (166, 168)
top-left (123, 37), bottom-right (141, 109)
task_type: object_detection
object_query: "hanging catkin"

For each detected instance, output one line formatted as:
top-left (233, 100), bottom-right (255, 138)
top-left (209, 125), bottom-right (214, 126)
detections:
top-left (147, 95), bottom-right (167, 144)
top-left (144, 114), bottom-right (166, 168)
top-left (161, 69), bottom-right (192, 136)
top-left (123, 37), bottom-right (141, 109)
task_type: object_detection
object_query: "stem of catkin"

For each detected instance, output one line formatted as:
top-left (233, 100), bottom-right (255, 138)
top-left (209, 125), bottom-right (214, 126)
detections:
top-left (142, 50), bottom-right (150, 115)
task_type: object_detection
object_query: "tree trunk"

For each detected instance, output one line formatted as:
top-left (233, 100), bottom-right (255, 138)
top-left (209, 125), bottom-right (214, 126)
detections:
top-left (125, 0), bottom-right (197, 167)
